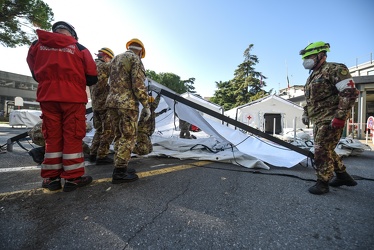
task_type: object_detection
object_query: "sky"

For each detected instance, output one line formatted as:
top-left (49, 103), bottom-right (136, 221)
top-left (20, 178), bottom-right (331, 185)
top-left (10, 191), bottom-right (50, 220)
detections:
top-left (0, 0), bottom-right (373, 98)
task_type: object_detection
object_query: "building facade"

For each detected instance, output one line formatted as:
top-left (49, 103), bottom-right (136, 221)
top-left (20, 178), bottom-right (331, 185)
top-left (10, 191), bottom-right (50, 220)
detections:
top-left (0, 71), bottom-right (39, 115)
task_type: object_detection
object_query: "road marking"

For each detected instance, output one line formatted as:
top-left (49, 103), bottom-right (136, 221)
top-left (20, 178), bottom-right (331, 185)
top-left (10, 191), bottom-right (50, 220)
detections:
top-left (0, 160), bottom-right (212, 198)
top-left (93, 160), bottom-right (212, 183)
top-left (0, 166), bottom-right (40, 172)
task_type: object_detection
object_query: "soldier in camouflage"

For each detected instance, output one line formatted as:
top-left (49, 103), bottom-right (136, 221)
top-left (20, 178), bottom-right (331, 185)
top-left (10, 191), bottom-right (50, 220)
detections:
top-left (106, 38), bottom-right (151, 184)
top-left (89, 47), bottom-right (115, 165)
top-left (300, 41), bottom-right (359, 195)
top-left (133, 93), bottom-right (168, 155)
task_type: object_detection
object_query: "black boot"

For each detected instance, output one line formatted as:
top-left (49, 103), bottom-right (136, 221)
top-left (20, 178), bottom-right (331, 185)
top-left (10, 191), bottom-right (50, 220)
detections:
top-left (96, 156), bottom-right (114, 165)
top-left (329, 172), bottom-right (357, 187)
top-left (88, 154), bottom-right (97, 163)
top-left (63, 176), bottom-right (93, 192)
top-left (29, 146), bottom-right (45, 164)
top-left (308, 180), bottom-right (329, 195)
top-left (112, 168), bottom-right (138, 184)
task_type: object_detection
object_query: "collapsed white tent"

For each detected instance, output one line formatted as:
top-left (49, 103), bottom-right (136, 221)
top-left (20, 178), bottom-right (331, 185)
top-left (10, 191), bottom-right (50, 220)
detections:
top-left (138, 79), bottom-right (308, 169)
top-left (85, 79), bottom-right (308, 169)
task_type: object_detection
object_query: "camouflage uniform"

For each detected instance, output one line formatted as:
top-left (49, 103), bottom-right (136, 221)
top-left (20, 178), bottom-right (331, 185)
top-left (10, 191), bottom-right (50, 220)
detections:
top-left (106, 50), bottom-right (149, 168)
top-left (89, 59), bottom-right (114, 158)
top-left (133, 94), bottom-right (166, 155)
top-left (304, 62), bottom-right (359, 182)
top-left (179, 119), bottom-right (191, 139)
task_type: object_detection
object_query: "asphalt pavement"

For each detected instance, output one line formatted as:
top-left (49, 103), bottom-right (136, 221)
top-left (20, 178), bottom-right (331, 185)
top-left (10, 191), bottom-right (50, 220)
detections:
top-left (0, 124), bottom-right (373, 250)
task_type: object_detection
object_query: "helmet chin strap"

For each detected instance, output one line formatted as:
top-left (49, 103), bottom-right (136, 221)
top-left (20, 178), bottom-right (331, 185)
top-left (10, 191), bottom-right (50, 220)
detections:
top-left (311, 53), bottom-right (325, 71)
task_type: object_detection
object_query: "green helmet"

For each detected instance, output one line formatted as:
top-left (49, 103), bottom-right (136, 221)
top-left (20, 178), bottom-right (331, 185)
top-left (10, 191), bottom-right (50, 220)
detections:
top-left (299, 41), bottom-right (330, 59)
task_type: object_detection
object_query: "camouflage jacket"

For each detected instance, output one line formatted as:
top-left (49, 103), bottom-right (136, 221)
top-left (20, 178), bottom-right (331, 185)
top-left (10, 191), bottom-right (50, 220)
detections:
top-left (303, 62), bottom-right (359, 124)
top-left (138, 94), bottom-right (162, 135)
top-left (90, 59), bottom-right (110, 111)
top-left (105, 50), bottom-right (149, 110)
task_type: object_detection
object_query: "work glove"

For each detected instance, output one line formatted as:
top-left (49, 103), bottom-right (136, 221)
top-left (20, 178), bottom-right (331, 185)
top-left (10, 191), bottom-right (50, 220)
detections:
top-left (302, 115), bottom-right (309, 125)
top-left (143, 107), bottom-right (151, 121)
top-left (331, 118), bottom-right (345, 128)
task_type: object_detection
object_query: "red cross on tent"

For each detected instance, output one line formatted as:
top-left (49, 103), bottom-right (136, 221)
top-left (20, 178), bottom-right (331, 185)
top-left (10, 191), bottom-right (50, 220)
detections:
top-left (247, 115), bottom-right (252, 120)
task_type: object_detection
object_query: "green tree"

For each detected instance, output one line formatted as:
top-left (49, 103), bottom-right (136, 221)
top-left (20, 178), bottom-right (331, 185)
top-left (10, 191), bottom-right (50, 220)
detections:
top-left (158, 72), bottom-right (183, 93)
top-left (210, 80), bottom-right (237, 110)
top-left (146, 70), bottom-right (196, 95)
top-left (181, 77), bottom-right (196, 94)
top-left (0, 0), bottom-right (54, 47)
top-left (146, 70), bottom-right (161, 83)
top-left (211, 44), bottom-right (272, 109)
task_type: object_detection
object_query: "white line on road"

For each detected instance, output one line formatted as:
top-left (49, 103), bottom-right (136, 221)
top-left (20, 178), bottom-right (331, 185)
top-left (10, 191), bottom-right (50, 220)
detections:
top-left (0, 166), bottom-right (40, 172)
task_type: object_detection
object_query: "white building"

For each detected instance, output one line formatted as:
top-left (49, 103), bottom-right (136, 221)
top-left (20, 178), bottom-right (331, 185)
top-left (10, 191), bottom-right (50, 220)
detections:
top-left (349, 60), bottom-right (374, 76)
top-left (224, 95), bottom-right (304, 134)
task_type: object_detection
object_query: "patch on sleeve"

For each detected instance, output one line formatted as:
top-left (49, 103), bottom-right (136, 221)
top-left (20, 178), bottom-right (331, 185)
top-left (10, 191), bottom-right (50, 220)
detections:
top-left (336, 78), bottom-right (355, 92)
top-left (340, 69), bottom-right (348, 75)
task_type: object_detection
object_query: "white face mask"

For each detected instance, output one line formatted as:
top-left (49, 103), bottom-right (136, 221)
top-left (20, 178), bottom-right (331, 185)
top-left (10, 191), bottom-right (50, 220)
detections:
top-left (303, 58), bottom-right (316, 70)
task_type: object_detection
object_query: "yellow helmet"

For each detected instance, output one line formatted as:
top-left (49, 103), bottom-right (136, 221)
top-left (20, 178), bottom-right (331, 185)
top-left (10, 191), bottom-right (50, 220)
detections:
top-left (126, 38), bottom-right (146, 58)
top-left (98, 47), bottom-right (114, 59)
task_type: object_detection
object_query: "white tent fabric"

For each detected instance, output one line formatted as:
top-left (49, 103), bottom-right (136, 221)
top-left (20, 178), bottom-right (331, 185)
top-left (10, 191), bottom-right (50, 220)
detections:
top-left (85, 79), bottom-right (308, 169)
top-left (9, 109), bottom-right (41, 128)
top-left (180, 92), bottom-right (225, 124)
top-left (147, 79), bottom-right (307, 168)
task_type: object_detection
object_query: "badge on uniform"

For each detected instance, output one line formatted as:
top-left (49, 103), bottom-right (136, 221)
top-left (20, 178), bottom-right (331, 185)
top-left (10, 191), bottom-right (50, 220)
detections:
top-left (340, 69), bottom-right (348, 75)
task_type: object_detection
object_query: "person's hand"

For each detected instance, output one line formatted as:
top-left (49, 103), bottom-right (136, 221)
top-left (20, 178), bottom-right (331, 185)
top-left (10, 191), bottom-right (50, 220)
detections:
top-left (331, 118), bottom-right (345, 128)
top-left (302, 115), bottom-right (309, 125)
top-left (143, 107), bottom-right (151, 121)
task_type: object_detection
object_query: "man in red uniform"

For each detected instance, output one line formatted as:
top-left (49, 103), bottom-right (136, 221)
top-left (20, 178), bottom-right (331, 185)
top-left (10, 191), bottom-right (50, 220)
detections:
top-left (26, 21), bottom-right (98, 192)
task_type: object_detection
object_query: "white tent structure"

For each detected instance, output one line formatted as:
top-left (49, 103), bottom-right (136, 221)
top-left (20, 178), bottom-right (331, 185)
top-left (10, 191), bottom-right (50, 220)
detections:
top-left (125, 79), bottom-right (308, 169)
top-left (9, 109), bottom-right (42, 128)
top-left (224, 95), bottom-right (304, 134)
top-left (180, 92), bottom-right (224, 124)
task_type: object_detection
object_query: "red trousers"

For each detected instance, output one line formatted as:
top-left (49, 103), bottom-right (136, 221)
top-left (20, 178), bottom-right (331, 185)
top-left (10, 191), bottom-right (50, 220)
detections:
top-left (40, 102), bottom-right (86, 179)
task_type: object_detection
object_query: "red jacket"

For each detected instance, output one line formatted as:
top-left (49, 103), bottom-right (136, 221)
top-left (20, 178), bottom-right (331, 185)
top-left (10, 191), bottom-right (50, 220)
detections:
top-left (26, 29), bottom-right (98, 103)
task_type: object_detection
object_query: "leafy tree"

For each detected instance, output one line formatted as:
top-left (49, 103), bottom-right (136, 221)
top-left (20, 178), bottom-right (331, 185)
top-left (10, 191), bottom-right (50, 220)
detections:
top-left (181, 77), bottom-right (196, 94)
top-left (158, 72), bottom-right (183, 93)
top-left (210, 80), bottom-right (237, 110)
top-left (146, 70), bottom-right (196, 95)
top-left (211, 44), bottom-right (272, 109)
top-left (145, 70), bottom-right (161, 83)
top-left (0, 0), bottom-right (54, 47)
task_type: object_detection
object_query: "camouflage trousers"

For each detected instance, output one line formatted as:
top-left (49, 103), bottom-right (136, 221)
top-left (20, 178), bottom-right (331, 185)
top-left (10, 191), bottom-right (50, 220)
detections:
top-left (313, 123), bottom-right (346, 182)
top-left (133, 132), bottom-right (152, 155)
top-left (90, 110), bottom-right (114, 158)
top-left (108, 108), bottom-right (138, 167)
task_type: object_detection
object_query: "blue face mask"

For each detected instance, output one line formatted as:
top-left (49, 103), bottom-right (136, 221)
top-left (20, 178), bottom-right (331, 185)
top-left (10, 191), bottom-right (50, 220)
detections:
top-left (303, 58), bottom-right (316, 70)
